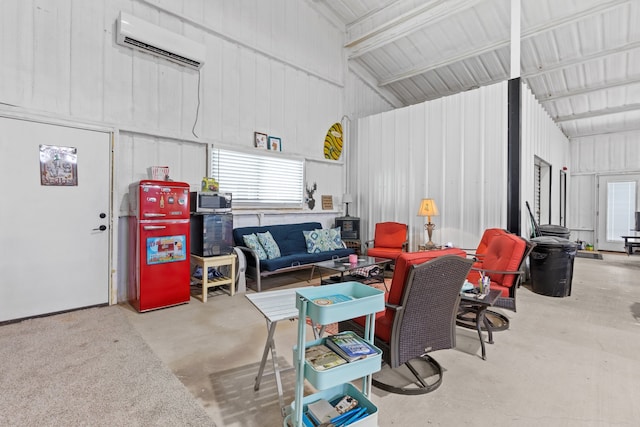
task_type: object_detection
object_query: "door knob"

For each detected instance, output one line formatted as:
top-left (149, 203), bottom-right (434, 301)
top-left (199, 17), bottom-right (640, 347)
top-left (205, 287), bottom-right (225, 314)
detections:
top-left (93, 225), bottom-right (107, 231)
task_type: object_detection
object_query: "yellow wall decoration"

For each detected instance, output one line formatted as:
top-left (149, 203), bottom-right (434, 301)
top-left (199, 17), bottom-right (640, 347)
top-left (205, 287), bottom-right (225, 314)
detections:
top-left (323, 122), bottom-right (343, 160)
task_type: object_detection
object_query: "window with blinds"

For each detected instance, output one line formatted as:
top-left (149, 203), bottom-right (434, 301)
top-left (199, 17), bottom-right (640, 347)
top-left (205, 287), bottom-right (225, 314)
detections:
top-left (211, 148), bottom-right (304, 208)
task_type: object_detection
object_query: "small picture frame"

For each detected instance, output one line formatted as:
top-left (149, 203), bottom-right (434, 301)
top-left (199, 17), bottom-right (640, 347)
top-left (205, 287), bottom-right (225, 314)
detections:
top-left (254, 132), bottom-right (268, 149)
top-left (321, 195), bottom-right (333, 210)
top-left (268, 136), bottom-right (282, 151)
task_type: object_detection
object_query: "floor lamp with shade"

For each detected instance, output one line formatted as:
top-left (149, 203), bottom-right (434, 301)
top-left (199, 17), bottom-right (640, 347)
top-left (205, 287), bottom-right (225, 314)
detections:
top-left (418, 199), bottom-right (439, 250)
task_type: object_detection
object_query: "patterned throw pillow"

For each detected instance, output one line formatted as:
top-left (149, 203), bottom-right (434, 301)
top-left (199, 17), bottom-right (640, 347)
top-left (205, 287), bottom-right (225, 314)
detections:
top-left (257, 231), bottom-right (282, 259)
top-left (327, 227), bottom-right (344, 249)
top-left (303, 229), bottom-right (334, 253)
top-left (242, 233), bottom-right (268, 260)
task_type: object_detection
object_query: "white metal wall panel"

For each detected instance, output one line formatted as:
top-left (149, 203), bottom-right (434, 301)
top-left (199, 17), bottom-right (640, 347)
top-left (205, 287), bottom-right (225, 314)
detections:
top-left (115, 132), bottom-right (207, 216)
top-left (568, 174), bottom-right (596, 245)
top-left (345, 70), bottom-right (394, 119)
top-left (355, 82), bottom-right (507, 250)
top-left (520, 82), bottom-right (571, 235)
top-left (0, 0), bottom-right (345, 152)
top-left (572, 132), bottom-right (640, 174)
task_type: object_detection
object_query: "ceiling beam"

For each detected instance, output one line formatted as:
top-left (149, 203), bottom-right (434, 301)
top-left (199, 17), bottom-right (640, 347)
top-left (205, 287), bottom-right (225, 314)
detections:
top-left (536, 76), bottom-right (640, 102)
top-left (375, 0), bottom-right (629, 86)
top-left (569, 124), bottom-right (640, 139)
top-left (555, 103), bottom-right (640, 123)
top-left (522, 40), bottom-right (640, 79)
top-left (346, 0), bottom-right (418, 30)
top-left (346, 0), bottom-right (482, 59)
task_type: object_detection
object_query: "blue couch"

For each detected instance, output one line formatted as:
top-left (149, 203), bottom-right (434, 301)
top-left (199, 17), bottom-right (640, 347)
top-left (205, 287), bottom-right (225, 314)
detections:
top-left (233, 222), bottom-right (354, 291)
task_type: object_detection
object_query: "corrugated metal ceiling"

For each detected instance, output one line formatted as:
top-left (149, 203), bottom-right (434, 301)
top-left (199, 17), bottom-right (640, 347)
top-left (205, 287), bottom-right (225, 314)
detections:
top-left (315, 0), bottom-right (640, 139)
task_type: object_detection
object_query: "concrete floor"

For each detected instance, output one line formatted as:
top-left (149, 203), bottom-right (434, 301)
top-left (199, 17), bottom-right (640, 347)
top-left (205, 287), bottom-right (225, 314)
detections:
top-left (123, 253), bottom-right (640, 427)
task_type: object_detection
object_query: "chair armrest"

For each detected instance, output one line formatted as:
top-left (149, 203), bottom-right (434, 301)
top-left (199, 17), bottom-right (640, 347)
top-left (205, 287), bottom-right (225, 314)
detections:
top-left (465, 252), bottom-right (486, 259)
top-left (470, 266), bottom-right (524, 276)
top-left (384, 303), bottom-right (403, 313)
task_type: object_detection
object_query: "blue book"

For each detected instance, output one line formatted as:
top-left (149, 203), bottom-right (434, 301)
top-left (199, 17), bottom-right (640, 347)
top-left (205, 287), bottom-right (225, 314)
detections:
top-left (324, 331), bottom-right (378, 362)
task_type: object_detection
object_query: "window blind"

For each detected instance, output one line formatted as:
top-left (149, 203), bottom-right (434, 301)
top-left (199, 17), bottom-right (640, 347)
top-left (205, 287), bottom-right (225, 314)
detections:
top-left (211, 148), bottom-right (304, 208)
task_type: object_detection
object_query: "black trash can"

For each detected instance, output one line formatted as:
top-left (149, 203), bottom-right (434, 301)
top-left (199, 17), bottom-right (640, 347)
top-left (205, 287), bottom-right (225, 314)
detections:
top-left (538, 224), bottom-right (570, 240)
top-left (529, 236), bottom-right (577, 297)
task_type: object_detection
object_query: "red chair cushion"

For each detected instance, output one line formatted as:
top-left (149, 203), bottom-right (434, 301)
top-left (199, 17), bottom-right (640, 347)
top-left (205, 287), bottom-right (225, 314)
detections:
top-left (373, 222), bottom-right (407, 248)
top-left (353, 248), bottom-right (466, 342)
top-left (476, 228), bottom-right (508, 255)
top-left (366, 247), bottom-right (404, 260)
top-left (467, 234), bottom-right (525, 296)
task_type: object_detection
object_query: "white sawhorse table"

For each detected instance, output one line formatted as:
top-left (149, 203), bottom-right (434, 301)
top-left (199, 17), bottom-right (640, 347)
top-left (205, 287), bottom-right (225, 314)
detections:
top-left (245, 287), bottom-right (323, 417)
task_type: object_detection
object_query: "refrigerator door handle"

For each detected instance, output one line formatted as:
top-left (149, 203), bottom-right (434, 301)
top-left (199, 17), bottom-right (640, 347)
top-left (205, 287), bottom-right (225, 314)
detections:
top-left (143, 225), bottom-right (167, 230)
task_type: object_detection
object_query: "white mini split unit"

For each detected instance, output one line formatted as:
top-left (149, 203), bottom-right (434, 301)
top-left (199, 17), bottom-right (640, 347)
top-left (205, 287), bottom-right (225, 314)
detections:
top-left (116, 11), bottom-right (205, 69)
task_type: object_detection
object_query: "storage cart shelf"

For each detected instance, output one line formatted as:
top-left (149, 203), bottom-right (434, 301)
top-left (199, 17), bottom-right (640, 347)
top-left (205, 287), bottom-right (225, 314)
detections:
top-left (288, 281), bottom-right (383, 427)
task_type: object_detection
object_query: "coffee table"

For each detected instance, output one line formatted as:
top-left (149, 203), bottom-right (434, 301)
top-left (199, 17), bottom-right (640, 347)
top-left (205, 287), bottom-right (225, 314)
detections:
top-left (312, 256), bottom-right (392, 289)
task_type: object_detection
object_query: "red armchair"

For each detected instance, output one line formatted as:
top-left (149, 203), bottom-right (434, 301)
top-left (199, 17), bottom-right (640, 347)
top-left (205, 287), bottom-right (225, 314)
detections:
top-left (467, 233), bottom-right (534, 311)
top-left (365, 222), bottom-right (408, 261)
top-left (467, 228), bottom-right (509, 261)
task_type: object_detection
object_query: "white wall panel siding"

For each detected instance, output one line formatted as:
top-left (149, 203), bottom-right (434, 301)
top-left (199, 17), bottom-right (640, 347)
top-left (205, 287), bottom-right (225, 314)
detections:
top-left (115, 132), bottom-right (208, 216)
top-left (0, 0), bottom-right (360, 302)
top-left (355, 82), bottom-right (508, 250)
top-left (520, 82), bottom-right (571, 235)
top-left (1, 0), bottom-right (345, 156)
top-left (569, 131), bottom-right (640, 244)
top-left (569, 174), bottom-right (596, 245)
top-left (571, 132), bottom-right (640, 174)
top-left (344, 70), bottom-right (395, 120)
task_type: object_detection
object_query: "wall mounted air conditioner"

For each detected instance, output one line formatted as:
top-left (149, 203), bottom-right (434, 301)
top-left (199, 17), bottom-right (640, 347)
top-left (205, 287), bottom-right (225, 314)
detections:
top-left (116, 11), bottom-right (205, 69)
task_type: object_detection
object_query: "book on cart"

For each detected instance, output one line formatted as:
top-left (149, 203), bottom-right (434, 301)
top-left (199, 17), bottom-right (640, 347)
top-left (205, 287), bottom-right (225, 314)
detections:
top-left (305, 344), bottom-right (347, 371)
top-left (324, 331), bottom-right (379, 362)
top-left (311, 294), bottom-right (353, 306)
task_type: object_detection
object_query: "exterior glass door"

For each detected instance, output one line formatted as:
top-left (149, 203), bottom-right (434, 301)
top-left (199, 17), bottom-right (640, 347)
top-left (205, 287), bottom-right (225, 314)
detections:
top-left (597, 175), bottom-right (640, 251)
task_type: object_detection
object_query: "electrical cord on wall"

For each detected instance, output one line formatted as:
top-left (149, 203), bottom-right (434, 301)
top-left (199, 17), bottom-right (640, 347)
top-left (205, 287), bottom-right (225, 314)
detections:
top-left (192, 69), bottom-right (202, 138)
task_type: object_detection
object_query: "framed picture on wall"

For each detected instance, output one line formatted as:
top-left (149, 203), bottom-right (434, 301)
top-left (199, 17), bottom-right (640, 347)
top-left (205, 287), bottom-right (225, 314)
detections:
top-left (268, 136), bottom-right (282, 151)
top-left (321, 195), bottom-right (333, 210)
top-left (254, 132), bottom-right (268, 149)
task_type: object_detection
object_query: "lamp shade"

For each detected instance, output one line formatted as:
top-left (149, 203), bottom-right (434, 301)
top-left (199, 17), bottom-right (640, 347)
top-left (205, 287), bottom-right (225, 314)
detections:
top-left (417, 199), bottom-right (439, 217)
top-left (343, 193), bottom-right (354, 203)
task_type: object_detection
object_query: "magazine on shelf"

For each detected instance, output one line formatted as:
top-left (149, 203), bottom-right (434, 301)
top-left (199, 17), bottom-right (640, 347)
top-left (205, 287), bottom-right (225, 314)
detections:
top-left (324, 331), bottom-right (378, 362)
top-left (312, 294), bottom-right (353, 306)
top-left (305, 344), bottom-right (347, 371)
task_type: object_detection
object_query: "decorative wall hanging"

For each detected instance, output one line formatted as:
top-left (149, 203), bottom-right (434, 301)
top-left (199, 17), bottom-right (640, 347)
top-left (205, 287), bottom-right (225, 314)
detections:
top-left (321, 195), bottom-right (333, 210)
top-left (254, 132), bottom-right (268, 149)
top-left (306, 182), bottom-right (317, 210)
top-left (40, 144), bottom-right (78, 186)
top-left (268, 136), bottom-right (282, 151)
top-left (323, 122), bottom-right (343, 160)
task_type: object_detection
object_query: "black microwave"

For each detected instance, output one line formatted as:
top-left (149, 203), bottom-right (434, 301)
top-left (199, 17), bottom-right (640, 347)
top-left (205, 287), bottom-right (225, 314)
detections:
top-left (190, 191), bottom-right (232, 213)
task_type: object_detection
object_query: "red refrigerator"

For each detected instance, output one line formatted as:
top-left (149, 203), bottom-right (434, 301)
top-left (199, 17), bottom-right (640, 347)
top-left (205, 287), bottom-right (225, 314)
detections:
top-left (129, 180), bottom-right (191, 312)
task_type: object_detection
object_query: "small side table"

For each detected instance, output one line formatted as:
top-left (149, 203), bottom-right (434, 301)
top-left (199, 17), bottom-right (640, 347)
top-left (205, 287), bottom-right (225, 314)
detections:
top-left (190, 253), bottom-right (236, 302)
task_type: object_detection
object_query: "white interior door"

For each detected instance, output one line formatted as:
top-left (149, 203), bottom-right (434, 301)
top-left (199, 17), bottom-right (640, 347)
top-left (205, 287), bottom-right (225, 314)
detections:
top-left (0, 116), bottom-right (111, 322)
top-left (597, 174), bottom-right (640, 252)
